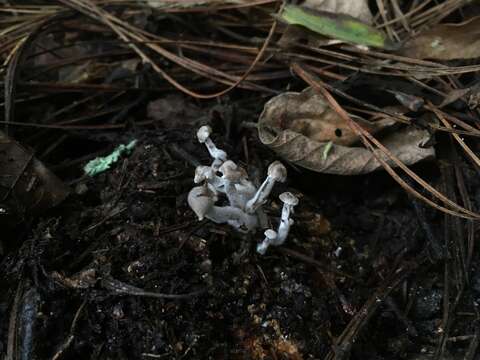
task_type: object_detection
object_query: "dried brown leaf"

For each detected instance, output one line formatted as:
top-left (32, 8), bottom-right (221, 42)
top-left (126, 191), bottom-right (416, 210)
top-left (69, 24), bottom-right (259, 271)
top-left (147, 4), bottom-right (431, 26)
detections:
top-left (259, 88), bottom-right (394, 146)
top-left (401, 16), bottom-right (480, 60)
top-left (258, 88), bottom-right (435, 175)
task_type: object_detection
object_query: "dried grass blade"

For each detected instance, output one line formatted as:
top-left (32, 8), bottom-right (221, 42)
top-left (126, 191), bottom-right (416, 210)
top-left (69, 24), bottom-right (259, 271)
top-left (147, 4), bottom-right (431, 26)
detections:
top-left (57, 0), bottom-right (278, 98)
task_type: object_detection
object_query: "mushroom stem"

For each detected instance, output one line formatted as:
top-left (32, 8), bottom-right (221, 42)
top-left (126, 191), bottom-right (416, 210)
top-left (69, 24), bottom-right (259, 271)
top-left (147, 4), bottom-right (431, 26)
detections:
top-left (235, 178), bottom-right (257, 209)
top-left (245, 176), bottom-right (275, 213)
top-left (211, 158), bottom-right (224, 172)
top-left (224, 181), bottom-right (241, 208)
top-left (245, 161), bottom-right (286, 214)
top-left (219, 160), bottom-right (244, 208)
top-left (257, 229), bottom-right (277, 255)
top-left (274, 192), bottom-right (299, 245)
top-left (204, 138), bottom-right (226, 162)
top-left (207, 205), bottom-right (258, 232)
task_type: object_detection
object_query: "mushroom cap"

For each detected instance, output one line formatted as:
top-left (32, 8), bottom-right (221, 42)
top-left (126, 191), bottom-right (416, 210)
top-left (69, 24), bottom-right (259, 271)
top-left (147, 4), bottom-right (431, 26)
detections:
top-left (187, 185), bottom-right (215, 220)
top-left (197, 125), bottom-right (212, 143)
top-left (194, 165), bottom-right (213, 183)
top-left (279, 192), bottom-right (299, 206)
top-left (264, 229), bottom-right (277, 240)
top-left (267, 161), bottom-right (287, 182)
top-left (219, 160), bottom-right (246, 181)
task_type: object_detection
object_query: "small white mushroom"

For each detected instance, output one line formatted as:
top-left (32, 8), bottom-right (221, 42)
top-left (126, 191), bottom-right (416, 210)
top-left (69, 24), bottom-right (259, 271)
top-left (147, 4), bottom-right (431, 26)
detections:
top-left (197, 125), bottom-right (227, 166)
top-left (188, 185), bottom-right (258, 232)
top-left (274, 192), bottom-right (299, 245)
top-left (246, 161), bottom-right (287, 214)
top-left (196, 125), bottom-right (211, 143)
top-left (194, 165), bottom-right (223, 192)
top-left (187, 185), bottom-right (217, 221)
top-left (189, 126), bottom-right (299, 238)
top-left (256, 229), bottom-right (277, 255)
top-left (194, 165), bottom-right (213, 184)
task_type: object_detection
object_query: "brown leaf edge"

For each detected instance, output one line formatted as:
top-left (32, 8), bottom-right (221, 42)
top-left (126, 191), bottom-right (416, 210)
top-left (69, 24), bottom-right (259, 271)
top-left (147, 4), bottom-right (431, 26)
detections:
top-left (291, 62), bottom-right (480, 220)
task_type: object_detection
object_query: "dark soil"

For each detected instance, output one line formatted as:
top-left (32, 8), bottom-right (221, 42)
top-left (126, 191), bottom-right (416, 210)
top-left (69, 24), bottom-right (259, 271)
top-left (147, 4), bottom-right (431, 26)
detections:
top-left (2, 112), bottom-right (479, 359)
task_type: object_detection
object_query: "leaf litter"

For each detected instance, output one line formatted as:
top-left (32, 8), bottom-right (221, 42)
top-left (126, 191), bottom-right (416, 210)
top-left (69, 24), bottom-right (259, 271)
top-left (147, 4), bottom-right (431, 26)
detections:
top-left (258, 87), bottom-right (435, 174)
top-left (401, 16), bottom-right (480, 60)
top-left (1, 1), bottom-right (480, 359)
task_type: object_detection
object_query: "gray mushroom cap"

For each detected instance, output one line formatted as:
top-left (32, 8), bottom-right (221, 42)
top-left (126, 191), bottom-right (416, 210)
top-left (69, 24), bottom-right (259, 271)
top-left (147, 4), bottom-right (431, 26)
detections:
top-left (194, 165), bottom-right (213, 183)
top-left (264, 229), bottom-right (277, 240)
top-left (197, 125), bottom-right (212, 143)
top-left (267, 161), bottom-right (287, 182)
top-left (219, 160), bottom-right (246, 181)
top-left (187, 185), bottom-right (215, 220)
top-left (279, 192), bottom-right (299, 206)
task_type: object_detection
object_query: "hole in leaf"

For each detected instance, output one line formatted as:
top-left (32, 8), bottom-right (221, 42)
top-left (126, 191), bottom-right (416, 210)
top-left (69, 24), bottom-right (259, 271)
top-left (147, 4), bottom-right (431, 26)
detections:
top-left (335, 129), bottom-right (342, 137)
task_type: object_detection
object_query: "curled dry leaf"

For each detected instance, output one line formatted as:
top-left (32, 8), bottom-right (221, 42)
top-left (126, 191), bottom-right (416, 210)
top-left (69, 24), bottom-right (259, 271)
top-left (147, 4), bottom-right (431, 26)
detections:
top-left (0, 131), bottom-right (69, 223)
top-left (259, 87), bottom-right (394, 146)
top-left (401, 16), bottom-right (480, 60)
top-left (258, 88), bottom-right (435, 175)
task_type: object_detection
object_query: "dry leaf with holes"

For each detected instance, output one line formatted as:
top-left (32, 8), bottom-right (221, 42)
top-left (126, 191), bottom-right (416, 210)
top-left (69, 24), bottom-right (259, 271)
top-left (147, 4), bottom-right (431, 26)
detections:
top-left (401, 16), bottom-right (480, 60)
top-left (258, 88), bottom-right (435, 175)
top-left (260, 87), bottom-right (394, 146)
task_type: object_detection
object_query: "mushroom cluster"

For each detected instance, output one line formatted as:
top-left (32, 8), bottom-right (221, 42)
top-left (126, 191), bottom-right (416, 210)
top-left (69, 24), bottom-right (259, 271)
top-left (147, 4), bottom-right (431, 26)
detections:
top-left (188, 125), bottom-right (299, 254)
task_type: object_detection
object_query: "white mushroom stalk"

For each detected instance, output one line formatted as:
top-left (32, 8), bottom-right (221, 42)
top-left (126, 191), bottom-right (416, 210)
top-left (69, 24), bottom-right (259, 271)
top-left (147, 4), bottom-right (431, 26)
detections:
top-left (255, 192), bottom-right (299, 254)
top-left (274, 192), bottom-right (299, 245)
top-left (188, 126), bottom-right (299, 251)
top-left (257, 229), bottom-right (277, 255)
top-left (245, 161), bottom-right (287, 214)
top-left (219, 160), bottom-right (245, 208)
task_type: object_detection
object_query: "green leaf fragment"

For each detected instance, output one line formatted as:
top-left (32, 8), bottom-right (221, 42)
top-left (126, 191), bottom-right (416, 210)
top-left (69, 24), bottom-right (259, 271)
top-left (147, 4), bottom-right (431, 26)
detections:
top-left (322, 141), bottom-right (333, 160)
top-left (280, 5), bottom-right (394, 50)
top-left (84, 139), bottom-right (137, 177)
